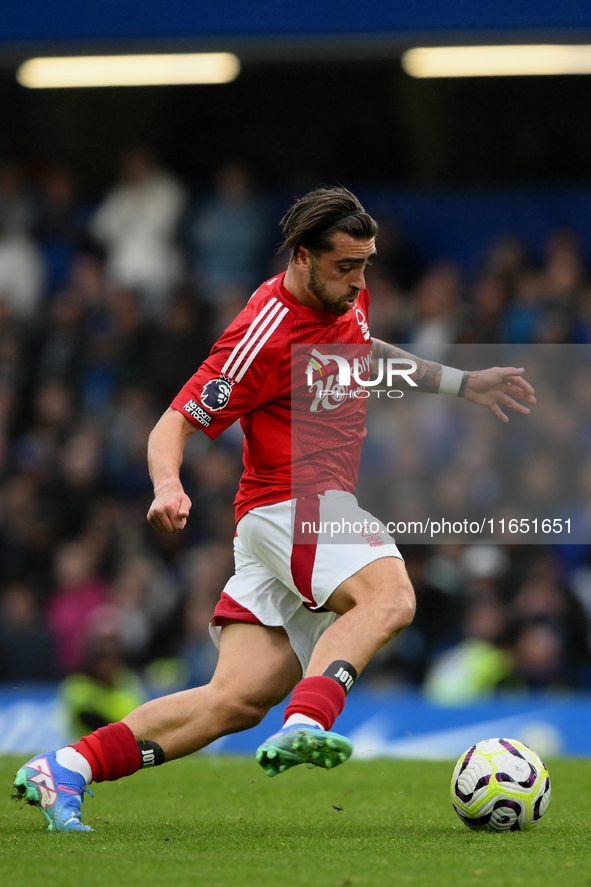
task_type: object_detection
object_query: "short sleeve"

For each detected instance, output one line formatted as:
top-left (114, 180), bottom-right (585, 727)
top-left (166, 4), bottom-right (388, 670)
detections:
top-left (170, 296), bottom-right (291, 438)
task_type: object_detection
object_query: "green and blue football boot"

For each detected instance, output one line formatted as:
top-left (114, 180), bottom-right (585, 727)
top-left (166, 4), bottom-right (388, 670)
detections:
top-left (256, 723), bottom-right (353, 777)
top-left (14, 750), bottom-right (93, 832)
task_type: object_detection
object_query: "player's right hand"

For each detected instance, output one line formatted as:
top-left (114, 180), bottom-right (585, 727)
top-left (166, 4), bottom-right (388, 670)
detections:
top-left (147, 483), bottom-right (192, 533)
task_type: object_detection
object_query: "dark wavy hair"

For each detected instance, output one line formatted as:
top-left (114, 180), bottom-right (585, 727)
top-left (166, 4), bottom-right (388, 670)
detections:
top-left (279, 186), bottom-right (378, 259)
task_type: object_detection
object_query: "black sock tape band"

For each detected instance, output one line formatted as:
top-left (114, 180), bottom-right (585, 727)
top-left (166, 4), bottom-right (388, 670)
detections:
top-left (137, 739), bottom-right (166, 768)
top-left (323, 660), bottom-right (358, 695)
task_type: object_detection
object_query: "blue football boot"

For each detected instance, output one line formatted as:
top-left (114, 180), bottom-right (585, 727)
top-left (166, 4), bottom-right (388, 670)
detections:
top-left (14, 751), bottom-right (93, 832)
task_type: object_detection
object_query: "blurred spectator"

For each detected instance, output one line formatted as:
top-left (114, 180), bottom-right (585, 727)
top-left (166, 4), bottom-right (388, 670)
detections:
top-left (178, 543), bottom-right (234, 686)
top-left (103, 385), bottom-right (157, 495)
top-left (0, 473), bottom-right (54, 584)
top-left (34, 165), bottom-right (89, 293)
top-left (508, 622), bottom-right (568, 691)
top-left (12, 378), bottom-right (75, 480)
top-left (507, 554), bottom-right (589, 687)
top-left (0, 380), bottom-right (16, 435)
top-left (60, 632), bottom-right (146, 738)
top-left (407, 261), bottom-right (463, 355)
top-left (46, 539), bottom-right (110, 675)
top-left (482, 233), bottom-right (530, 286)
top-left (143, 289), bottom-right (212, 405)
top-left (78, 288), bottom-right (150, 415)
top-left (459, 272), bottom-right (509, 344)
top-left (504, 228), bottom-right (587, 344)
top-left (64, 252), bottom-right (109, 310)
top-left (178, 594), bottom-right (220, 689)
top-left (182, 442), bottom-right (243, 544)
top-left (0, 580), bottom-right (55, 681)
top-left (41, 425), bottom-right (106, 540)
top-left (35, 289), bottom-right (86, 383)
top-left (543, 228), bottom-right (585, 303)
top-left (90, 146), bottom-right (187, 319)
top-left (0, 161), bottom-right (35, 234)
top-left (420, 547), bottom-right (514, 704)
top-left (0, 223), bottom-right (45, 320)
top-left (0, 303), bottom-right (24, 390)
top-left (423, 597), bottom-right (513, 705)
top-left (190, 163), bottom-right (268, 303)
top-left (505, 267), bottom-right (545, 343)
top-left (88, 554), bottom-right (180, 666)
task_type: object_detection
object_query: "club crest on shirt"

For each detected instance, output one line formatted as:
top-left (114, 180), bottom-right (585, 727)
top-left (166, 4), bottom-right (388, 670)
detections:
top-left (201, 377), bottom-right (234, 411)
top-left (355, 307), bottom-right (371, 341)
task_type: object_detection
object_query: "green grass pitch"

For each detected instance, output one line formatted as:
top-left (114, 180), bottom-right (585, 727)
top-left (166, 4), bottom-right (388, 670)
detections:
top-left (1, 755), bottom-right (590, 887)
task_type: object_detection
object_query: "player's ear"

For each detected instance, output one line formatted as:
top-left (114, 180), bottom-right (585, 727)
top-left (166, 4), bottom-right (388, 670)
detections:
top-left (293, 245), bottom-right (311, 271)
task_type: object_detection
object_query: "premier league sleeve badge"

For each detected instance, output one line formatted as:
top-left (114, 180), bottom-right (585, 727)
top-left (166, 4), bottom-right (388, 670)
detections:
top-left (201, 377), bottom-right (234, 411)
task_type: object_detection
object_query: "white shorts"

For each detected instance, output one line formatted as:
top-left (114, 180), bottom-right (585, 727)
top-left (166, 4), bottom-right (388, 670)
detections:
top-left (209, 490), bottom-right (402, 672)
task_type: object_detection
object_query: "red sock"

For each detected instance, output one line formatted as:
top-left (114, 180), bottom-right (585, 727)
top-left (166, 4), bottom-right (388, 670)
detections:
top-left (284, 676), bottom-right (346, 731)
top-left (71, 723), bottom-right (142, 783)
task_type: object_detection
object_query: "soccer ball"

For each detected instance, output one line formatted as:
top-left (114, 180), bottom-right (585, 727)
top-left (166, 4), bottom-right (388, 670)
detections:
top-left (450, 737), bottom-right (551, 832)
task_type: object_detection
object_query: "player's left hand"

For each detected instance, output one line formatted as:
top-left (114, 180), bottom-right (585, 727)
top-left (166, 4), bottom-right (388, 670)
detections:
top-left (461, 367), bottom-right (536, 423)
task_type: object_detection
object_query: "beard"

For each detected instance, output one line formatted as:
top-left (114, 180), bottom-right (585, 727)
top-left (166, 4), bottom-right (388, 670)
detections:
top-left (308, 264), bottom-right (357, 317)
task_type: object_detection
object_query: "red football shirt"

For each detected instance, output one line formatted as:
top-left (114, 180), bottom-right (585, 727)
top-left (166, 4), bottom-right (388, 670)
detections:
top-left (170, 272), bottom-right (372, 525)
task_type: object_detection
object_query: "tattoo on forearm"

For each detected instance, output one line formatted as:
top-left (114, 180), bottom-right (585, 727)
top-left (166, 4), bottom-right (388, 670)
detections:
top-left (371, 338), bottom-right (441, 392)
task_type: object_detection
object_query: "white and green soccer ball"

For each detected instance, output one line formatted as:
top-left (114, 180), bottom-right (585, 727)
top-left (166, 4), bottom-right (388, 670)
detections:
top-left (450, 737), bottom-right (551, 832)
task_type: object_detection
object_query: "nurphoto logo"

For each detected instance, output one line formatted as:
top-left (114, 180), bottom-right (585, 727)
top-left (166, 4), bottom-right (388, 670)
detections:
top-left (304, 349), bottom-right (417, 388)
top-left (303, 348), bottom-right (418, 410)
top-left (303, 349), bottom-right (418, 411)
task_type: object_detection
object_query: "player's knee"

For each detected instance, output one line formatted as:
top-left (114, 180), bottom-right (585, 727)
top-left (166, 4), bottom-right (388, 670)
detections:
top-left (218, 697), bottom-right (271, 732)
top-left (376, 585), bottom-right (416, 642)
top-left (232, 702), bottom-right (268, 732)
top-left (397, 591), bottom-right (416, 632)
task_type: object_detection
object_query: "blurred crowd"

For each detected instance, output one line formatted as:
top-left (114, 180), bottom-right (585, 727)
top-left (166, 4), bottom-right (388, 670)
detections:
top-left (0, 147), bottom-right (590, 732)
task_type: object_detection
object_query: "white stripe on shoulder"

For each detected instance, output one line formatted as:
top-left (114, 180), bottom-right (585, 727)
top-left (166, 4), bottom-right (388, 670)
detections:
top-left (234, 305), bottom-right (289, 383)
top-left (225, 299), bottom-right (289, 380)
top-left (221, 297), bottom-right (278, 375)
